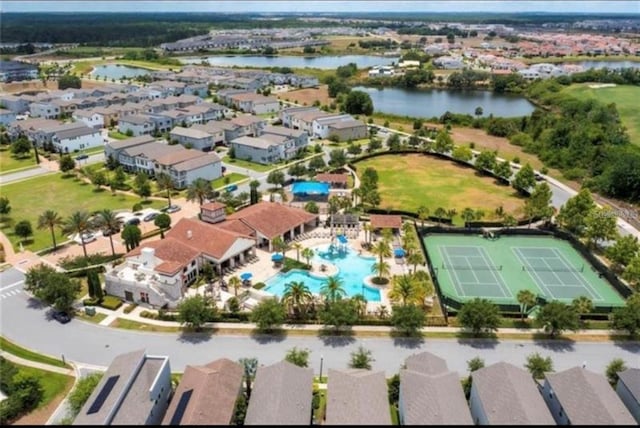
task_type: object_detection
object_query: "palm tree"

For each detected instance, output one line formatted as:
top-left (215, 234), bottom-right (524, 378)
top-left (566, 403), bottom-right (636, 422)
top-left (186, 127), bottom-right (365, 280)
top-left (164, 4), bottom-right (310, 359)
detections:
top-left (495, 205), bottom-right (506, 220)
top-left (37, 210), bottom-right (63, 250)
top-left (156, 172), bottom-right (174, 207)
top-left (407, 251), bottom-right (424, 274)
top-left (503, 214), bottom-right (518, 229)
top-left (301, 247), bottom-right (314, 267)
top-left (282, 281), bottom-right (312, 319)
top-left (389, 274), bottom-right (416, 306)
top-left (461, 207), bottom-right (476, 226)
top-left (434, 207), bottom-right (446, 225)
top-left (186, 178), bottom-right (212, 205)
top-left (97, 209), bottom-right (123, 256)
top-left (239, 357), bottom-right (258, 399)
top-left (571, 295), bottom-right (593, 327)
top-left (381, 228), bottom-right (393, 244)
top-left (320, 276), bottom-right (346, 304)
top-left (228, 275), bottom-right (242, 297)
top-left (271, 236), bottom-right (289, 259)
top-left (372, 239), bottom-right (391, 267)
top-left (292, 242), bottom-right (303, 262)
top-left (352, 293), bottom-right (367, 318)
top-left (363, 223), bottom-right (373, 245)
top-left (417, 205), bottom-right (429, 229)
top-left (376, 305), bottom-right (389, 320)
top-left (372, 260), bottom-right (391, 282)
top-left (63, 210), bottom-right (91, 257)
top-left (517, 289), bottom-right (537, 321)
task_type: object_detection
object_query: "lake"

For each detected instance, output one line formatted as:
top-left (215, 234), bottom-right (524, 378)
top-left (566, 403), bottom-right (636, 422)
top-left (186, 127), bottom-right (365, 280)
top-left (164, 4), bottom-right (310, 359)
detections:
top-left (573, 60), bottom-right (640, 70)
top-left (91, 64), bottom-right (152, 80)
top-left (353, 86), bottom-right (536, 118)
top-left (180, 55), bottom-right (399, 69)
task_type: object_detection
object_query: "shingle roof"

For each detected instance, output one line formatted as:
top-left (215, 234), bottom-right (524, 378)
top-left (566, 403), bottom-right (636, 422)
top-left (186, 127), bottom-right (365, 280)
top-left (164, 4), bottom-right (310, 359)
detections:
top-left (166, 218), bottom-right (254, 260)
top-left (369, 214), bottom-right (403, 230)
top-left (545, 367), bottom-right (635, 425)
top-left (161, 359), bottom-right (243, 425)
top-left (107, 135), bottom-right (157, 150)
top-left (329, 119), bottom-right (366, 130)
top-left (326, 369), bottom-right (391, 425)
top-left (400, 370), bottom-right (473, 425)
top-left (404, 351), bottom-right (448, 375)
top-left (244, 361), bottom-right (314, 425)
top-left (472, 362), bottom-right (555, 425)
top-left (231, 115), bottom-right (265, 127)
top-left (55, 125), bottom-right (99, 140)
top-left (120, 114), bottom-right (154, 125)
top-left (263, 125), bottom-right (306, 138)
top-left (618, 368), bottom-right (640, 401)
top-left (153, 148), bottom-right (204, 167)
top-left (226, 201), bottom-right (317, 240)
top-left (171, 152), bottom-right (221, 172)
top-left (191, 122), bottom-right (225, 135)
top-left (170, 126), bottom-right (212, 140)
top-left (230, 136), bottom-right (277, 150)
top-left (123, 142), bottom-right (182, 159)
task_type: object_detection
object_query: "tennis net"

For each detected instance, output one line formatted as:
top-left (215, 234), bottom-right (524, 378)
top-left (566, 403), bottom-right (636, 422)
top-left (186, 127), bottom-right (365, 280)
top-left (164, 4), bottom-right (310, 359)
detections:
top-left (441, 263), bottom-right (502, 271)
top-left (522, 265), bottom-right (584, 273)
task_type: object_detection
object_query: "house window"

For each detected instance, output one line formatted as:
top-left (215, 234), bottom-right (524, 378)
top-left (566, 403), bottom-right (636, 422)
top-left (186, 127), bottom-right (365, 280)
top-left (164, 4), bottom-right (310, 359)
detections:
top-left (140, 292), bottom-right (149, 303)
top-left (191, 260), bottom-right (196, 266)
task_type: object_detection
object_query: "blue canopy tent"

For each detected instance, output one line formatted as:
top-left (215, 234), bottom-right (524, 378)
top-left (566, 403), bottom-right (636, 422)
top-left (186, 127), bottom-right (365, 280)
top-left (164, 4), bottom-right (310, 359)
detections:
top-left (240, 272), bottom-right (252, 281)
top-left (394, 248), bottom-right (406, 258)
top-left (271, 253), bottom-right (284, 262)
top-left (337, 234), bottom-right (348, 244)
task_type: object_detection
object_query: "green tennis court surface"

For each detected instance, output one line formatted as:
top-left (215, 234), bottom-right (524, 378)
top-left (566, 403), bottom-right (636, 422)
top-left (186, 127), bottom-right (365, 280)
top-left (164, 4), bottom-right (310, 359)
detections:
top-left (423, 234), bottom-right (625, 308)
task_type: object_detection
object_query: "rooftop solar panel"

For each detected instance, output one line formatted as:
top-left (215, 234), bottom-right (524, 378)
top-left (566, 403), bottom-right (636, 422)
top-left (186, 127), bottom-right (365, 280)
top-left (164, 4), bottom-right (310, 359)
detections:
top-left (87, 375), bottom-right (120, 415)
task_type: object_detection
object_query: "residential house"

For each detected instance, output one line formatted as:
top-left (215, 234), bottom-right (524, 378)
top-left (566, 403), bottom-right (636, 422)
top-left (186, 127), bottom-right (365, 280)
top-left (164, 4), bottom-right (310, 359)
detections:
top-left (72, 109), bottom-right (104, 129)
top-left (216, 88), bottom-right (250, 105)
top-left (180, 102), bottom-right (228, 122)
top-left (0, 94), bottom-right (31, 113)
top-left (433, 56), bottom-right (465, 69)
top-left (161, 359), bottom-right (243, 425)
top-left (73, 349), bottom-right (171, 426)
top-left (327, 119), bottom-right (368, 142)
top-left (29, 101), bottom-right (61, 119)
top-left (118, 142), bottom-right (182, 175)
top-left (52, 125), bottom-right (102, 153)
top-left (169, 126), bottom-right (215, 151)
top-left (325, 369), bottom-right (391, 425)
top-left (244, 361), bottom-right (314, 426)
top-left (279, 106), bottom-right (317, 128)
top-left (616, 368), bottom-right (640, 423)
top-left (93, 106), bottom-right (121, 128)
top-left (399, 352), bottom-right (473, 425)
top-left (104, 135), bottom-right (156, 164)
top-left (148, 114), bottom-right (174, 134)
top-left (230, 115), bottom-right (266, 137)
top-left (148, 80), bottom-right (186, 97)
top-left (228, 92), bottom-right (280, 114)
top-left (190, 122), bottom-right (225, 146)
top-left (291, 110), bottom-right (334, 135)
top-left (183, 83), bottom-right (208, 98)
top-left (118, 114), bottom-right (155, 136)
top-left (262, 125), bottom-right (309, 151)
top-left (0, 60), bottom-right (38, 82)
top-left (469, 362), bottom-right (555, 425)
top-left (153, 150), bottom-right (222, 189)
top-left (229, 134), bottom-right (296, 164)
top-left (217, 121), bottom-right (245, 144)
top-left (543, 367), bottom-right (635, 425)
top-left (0, 108), bottom-right (16, 126)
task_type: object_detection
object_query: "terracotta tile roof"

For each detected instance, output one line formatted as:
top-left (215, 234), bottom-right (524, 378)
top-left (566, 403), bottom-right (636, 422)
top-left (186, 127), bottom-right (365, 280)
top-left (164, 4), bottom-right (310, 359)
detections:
top-left (226, 202), bottom-right (317, 239)
top-left (217, 219), bottom-right (255, 237)
top-left (154, 261), bottom-right (184, 275)
top-left (201, 202), bottom-right (226, 211)
top-left (369, 214), bottom-right (402, 229)
top-left (126, 238), bottom-right (199, 272)
top-left (315, 173), bottom-right (348, 184)
top-left (161, 359), bottom-right (243, 425)
top-left (166, 218), bottom-right (254, 260)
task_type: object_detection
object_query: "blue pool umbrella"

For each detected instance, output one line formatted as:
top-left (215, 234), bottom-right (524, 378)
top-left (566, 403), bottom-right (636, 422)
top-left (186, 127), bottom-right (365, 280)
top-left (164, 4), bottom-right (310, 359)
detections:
top-left (337, 234), bottom-right (348, 244)
top-left (271, 253), bottom-right (284, 262)
top-left (394, 248), bottom-right (406, 258)
top-left (240, 272), bottom-right (252, 281)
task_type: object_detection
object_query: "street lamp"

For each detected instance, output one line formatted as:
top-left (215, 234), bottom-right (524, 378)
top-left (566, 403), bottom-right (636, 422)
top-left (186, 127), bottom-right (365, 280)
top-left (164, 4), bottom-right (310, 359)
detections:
top-left (319, 355), bottom-right (324, 381)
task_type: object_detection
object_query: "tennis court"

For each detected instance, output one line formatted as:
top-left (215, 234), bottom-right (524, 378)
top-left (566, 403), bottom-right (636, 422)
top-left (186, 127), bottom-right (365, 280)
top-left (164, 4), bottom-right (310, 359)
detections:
top-left (423, 233), bottom-right (625, 308)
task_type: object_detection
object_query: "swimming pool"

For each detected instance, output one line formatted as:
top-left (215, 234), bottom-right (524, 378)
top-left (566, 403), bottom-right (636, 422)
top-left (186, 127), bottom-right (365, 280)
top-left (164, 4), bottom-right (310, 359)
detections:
top-left (263, 244), bottom-right (381, 302)
top-left (291, 181), bottom-right (330, 196)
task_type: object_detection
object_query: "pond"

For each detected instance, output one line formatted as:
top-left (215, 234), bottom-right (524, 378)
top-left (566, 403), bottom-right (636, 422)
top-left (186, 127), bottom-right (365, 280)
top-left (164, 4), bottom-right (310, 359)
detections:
top-left (179, 54), bottom-right (399, 70)
top-left (353, 86), bottom-right (536, 118)
top-left (571, 60), bottom-right (640, 70)
top-left (91, 64), bottom-right (152, 80)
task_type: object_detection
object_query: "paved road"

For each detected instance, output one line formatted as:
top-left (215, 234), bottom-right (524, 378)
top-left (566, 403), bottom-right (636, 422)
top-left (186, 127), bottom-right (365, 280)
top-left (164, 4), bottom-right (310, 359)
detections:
top-left (0, 267), bottom-right (27, 301)
top-left (1, 277), bottom-right (638, 374)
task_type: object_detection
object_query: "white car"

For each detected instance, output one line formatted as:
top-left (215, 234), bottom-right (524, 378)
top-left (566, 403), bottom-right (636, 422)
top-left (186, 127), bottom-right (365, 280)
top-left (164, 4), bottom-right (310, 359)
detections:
top-left (74, 232), bottom-right (97, 245)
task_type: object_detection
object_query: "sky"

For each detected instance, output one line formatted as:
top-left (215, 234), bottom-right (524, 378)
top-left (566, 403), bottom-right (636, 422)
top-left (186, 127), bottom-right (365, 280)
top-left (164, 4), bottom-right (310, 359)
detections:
top-left (2, 1), bottom-right (639, 14)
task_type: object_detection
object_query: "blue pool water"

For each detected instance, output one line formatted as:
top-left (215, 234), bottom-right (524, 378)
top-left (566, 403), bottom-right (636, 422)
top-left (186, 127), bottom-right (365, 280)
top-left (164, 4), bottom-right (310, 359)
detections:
top-left (291, 181), bottom-right (330, 196)
top-left (263, 245), bottom-right (381, 302)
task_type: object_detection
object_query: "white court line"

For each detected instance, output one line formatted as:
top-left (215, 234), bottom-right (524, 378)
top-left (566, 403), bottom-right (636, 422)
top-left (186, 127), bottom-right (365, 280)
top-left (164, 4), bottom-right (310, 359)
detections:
top-left (476, 247), bottom-right (511, 298)
top-left (441, 247), bottom-right (468, 297)
top-left (550, 248), bottom-right (602, 301)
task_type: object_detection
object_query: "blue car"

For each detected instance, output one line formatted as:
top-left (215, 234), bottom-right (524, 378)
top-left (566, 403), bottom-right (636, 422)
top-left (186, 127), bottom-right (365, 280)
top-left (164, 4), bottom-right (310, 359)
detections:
top-left (225, 184), bottom-right (238, 193)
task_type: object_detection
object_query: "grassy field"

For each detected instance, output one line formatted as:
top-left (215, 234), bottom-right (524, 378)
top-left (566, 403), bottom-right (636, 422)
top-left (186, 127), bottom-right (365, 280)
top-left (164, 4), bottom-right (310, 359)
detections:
top-left (222, 156), bottom-right (275, 172)
top-left (355, 153), bottom-right (526, 224)
top-left (211, 172), bottom-right (249, 190)
top-left (75, 311), bottom-right (108, 324)
top-left (0, 147), bottom-right (37, 174)
top-left (561, 83), bottom-right (640, 147)
top-left (0, 173), bottom-right (164, 252)
top-left (0, 336), bottom-right (70, 368)
top-left (107, 130), bottom-right (129, 140)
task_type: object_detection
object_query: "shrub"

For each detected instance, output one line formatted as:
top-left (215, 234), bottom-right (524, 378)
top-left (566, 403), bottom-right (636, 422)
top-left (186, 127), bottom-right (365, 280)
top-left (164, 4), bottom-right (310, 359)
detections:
top-left (139, 310), bottom-right (157, 319)
top-left (253, 282), bottom-right (266, 290)
top-left (123, 303), bottom-right (137, 314)
top-left (99, 295), bottom-right (123, 310)
top-left (132, 202), bottom-right (143, 212)
top-left (82, 298), bottom-right (100, 306)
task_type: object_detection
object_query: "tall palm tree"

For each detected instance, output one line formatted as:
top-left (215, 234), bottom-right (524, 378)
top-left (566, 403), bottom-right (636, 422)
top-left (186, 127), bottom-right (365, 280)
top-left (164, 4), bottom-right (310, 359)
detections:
top-left (301, 247), bottom-right (314, 267)
top-left (381, 228), bottom-right (393, 244)
top-left (292, 242), bottom-right (303, 262)
top-left (434, 207), bottom-right (446, 225)
top-left (271, 236), bottom-right (289, 259)
top-left (282, 281), bottom-right (312, 319)
top-left (97, 209), bottom-right (123, 256)
top-left (372, 239), bottom-right (391, 267)
top-left (517, 289), bottom-right (537, 321)
top-left (156, 172), bottom-right (174, 207)
top-left (352, 293), bottom-right (367, 318)
top-left (571, 295), bottom-right (593, 327)
top-left (186, 178), bottom-right (212, 206)
top-left (417, 205), bottom-right (429, 229)
top-left (363, 223), bottom-right (373, 245)
top-left (63, 210), bottom-right (91, 257)
top-left (371, 260), bottom-right (391, 282)
top-left (37, 210), bottom-right (63, 250)
top-left (461, 207), bottom-right (476, 226)
top-left (407, 251), bottom-right (424, 274)
top-left (320, 276), bottom-right (346, 304)
top-left (228, 275), bottom-right (242, 297)
top-left (389, 274), bottom-right (415, 306)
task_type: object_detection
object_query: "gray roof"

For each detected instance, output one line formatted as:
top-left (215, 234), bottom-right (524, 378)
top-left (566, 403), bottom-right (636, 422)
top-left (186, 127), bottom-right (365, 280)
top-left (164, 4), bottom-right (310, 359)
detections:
top-left (172, 152), bottom-right (221, 172)
top-left (404, 351), bottom-right (448, 375)
top-left (244, 360), bottom-right (313, 425)
top-left (545, 367), bottom-right (636, 425)
top-left (400, 370), bottom-right (473, 425)
top-left (124, 141), bottom-right (182, 159)
top-left (120, 114), bottom-right (154, 125)
top-left (107, 135), bottom-right (157, 151)
top-left (263, 125), bottom-right (306, 138)
top-left (325, 369), bottom-right (391, 425)
top-left (161, 359), bottom-right (243, 425)
top-left (74, 349), bottom-right (169, 426)
top-left (191, 122), bottom-right (225, 135)
top-left (618, 368), bottom-right (640, 400)
top-left (55, 125), bottom-right (99, 140)
top-left (329, 119), bottom-right (367, 130)
top-left (169, 126), bottom-right (212, 140)
top-left (231, 136), bottom-right (278, 150)
top-left (472, 362), bottom-right (555, 425)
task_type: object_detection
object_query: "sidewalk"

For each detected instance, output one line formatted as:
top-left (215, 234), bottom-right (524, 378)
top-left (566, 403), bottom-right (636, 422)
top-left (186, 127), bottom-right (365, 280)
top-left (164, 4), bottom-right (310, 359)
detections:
top-left (0, 350), bottom-right (74, 376)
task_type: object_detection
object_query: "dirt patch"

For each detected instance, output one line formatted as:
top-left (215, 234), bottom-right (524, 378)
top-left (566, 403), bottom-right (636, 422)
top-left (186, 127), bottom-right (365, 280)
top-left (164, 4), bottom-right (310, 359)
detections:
top-left (278, 85), bottom-right (331, 106)
top-left (1, 78), bottom-right (110, 94)
top-left (12, 376), bottom-right (74, 426)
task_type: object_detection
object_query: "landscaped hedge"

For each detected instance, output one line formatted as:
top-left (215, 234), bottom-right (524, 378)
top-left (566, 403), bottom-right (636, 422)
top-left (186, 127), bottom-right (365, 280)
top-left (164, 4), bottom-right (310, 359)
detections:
top-left (123, 303), bottom-right (137, 314)
top-left (99, 295), bottom-right (123, 311)
top-left (59, 253), bottom-right (123, 277)
top-left (281, 257), bottom-right (311, 273)
top-left (252, 282), bottom-right (266, 290)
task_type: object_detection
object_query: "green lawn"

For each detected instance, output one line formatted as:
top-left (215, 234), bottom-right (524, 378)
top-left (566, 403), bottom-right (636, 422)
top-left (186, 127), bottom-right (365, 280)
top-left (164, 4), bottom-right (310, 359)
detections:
top-left (0, 337), bottom-right (70, 368)
top-left (13, 363), bottom-right (74, 411)
top-left (0, 173), bottom-right (164, 252)
top-left (108, 131), bottom-right (129, 140)
top-left (222, 156), bottom-right (275, 172)
top-left (211, 172), bottom-right (249, 190)
top-left (74, 311), bottom-right (108, 324)
top-left (355, 153), bottom-right (526, 224)
top-left (561, 83), bottom-right (640, 147)
top-left (0, 147), bottom-right (37, 174)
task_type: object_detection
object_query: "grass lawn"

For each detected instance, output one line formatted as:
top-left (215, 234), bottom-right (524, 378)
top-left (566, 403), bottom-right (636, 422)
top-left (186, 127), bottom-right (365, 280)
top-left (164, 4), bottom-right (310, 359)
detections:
top-left (355, 153), bottom-right (526, 225)
top-left (0, 173), bottom-right (164, 252)
top-left (12, 363), bottom-right (74, 413)
top-left (211, 172), bottom-right (249, 190)
top-left (222, 156), bottom-right (275, 173)
top-left (108, 130), bottom-right (129, 140)
top-left (110, 318), bottom-right (181, 333)
top-left (561, 83), bottom-right (640, 147)
top-left (0, 336), bottom-right (70, 368)
top-left (0, 147), bottom-right (37, 174)
top-left (74, 311), bottom-right (108, 324)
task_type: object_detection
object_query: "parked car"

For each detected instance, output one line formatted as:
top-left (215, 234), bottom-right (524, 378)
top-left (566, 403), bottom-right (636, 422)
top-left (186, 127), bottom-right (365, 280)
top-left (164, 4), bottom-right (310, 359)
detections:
top-left (161, 204), bottom-right (181, 214)
top-left (143, 211), bottom-right (160, 222)
top-left (80, 232), bottom-right (96, 243)
top-left (126, 217), bottom-right (141, 226)
top-left (225, 184), bottom-right (238, 193)
top-left (534, 172), bottom-right (544, 181)
top-left (75, 153), bottom-right (89, 161)
top-left (52, 310), bottom-right (71, 324)
top-left (102, 225), bottom-right (121, 236)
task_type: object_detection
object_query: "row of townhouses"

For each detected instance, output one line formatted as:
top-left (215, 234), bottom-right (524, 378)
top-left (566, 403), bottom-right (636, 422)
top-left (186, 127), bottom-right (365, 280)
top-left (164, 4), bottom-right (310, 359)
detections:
top-left (75, 349), bottom-right (640, 426)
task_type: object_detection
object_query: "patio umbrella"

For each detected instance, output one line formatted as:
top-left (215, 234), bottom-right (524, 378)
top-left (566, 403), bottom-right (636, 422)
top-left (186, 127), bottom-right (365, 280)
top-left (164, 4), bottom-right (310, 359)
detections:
top-left (240, 272), bottom-right (252, 281)
top-left (337, 234), bottom-right (348, 244)
top-left (394, 248), bottom-right (406, 258)
top-left (271, 253), bottom-right (284, 262)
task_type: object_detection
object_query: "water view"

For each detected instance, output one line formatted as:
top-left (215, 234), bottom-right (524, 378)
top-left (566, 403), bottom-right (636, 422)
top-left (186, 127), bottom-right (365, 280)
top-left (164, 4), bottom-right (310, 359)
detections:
top-left (263, 244), bottom-right (382, 302)
top-left (572, 60), bottom-right (640, 70)
top-left (91, 64), bottom-right (152, 80)
top-left (180, 54), bottom-right (399, 69)
top-left (354, 85), bottom-right (536, 118)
